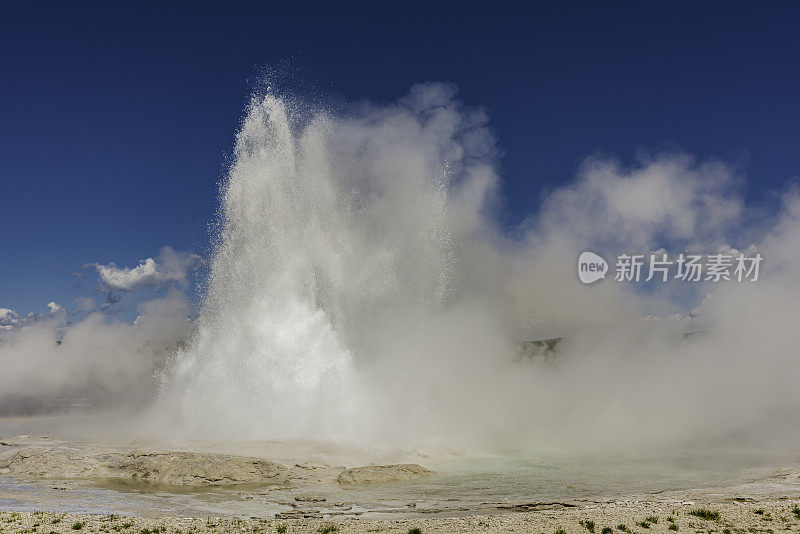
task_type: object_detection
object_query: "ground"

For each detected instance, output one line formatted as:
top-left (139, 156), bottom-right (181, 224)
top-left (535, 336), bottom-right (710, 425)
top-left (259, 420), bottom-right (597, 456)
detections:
top-left (2, 499), bottom-right (800, 534)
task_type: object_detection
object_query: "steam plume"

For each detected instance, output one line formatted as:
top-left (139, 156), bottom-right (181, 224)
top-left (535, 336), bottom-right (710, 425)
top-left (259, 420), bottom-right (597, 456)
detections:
top-left (153, 84), bottom-right (800, 452)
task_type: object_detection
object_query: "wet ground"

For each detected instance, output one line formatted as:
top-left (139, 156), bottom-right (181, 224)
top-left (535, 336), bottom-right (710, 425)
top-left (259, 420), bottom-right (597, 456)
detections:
top-left (1, 414), bottom-right (799, 519)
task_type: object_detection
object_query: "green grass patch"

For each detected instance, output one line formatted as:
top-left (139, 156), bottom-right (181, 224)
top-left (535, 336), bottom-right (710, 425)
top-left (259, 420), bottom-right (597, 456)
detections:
top-left (689, 509), bottom-right (720, 521)
top-left (753, 510), bottom-right (773, 521)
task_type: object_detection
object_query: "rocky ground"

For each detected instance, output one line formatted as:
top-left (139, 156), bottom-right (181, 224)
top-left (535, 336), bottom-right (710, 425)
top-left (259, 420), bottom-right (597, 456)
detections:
top-left (1, 498), bottom-right (800, 533)
top-left (0, 435), bottom-right (432, 488)
top-left (0, 441), bottom-right (428, 487)
top-left (2, 432), bottom-right (800, 533)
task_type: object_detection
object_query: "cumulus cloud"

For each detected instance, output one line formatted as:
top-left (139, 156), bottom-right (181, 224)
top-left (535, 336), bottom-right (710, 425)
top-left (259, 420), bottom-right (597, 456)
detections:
top-left (94, 246), bottom-right (202, 292)
top-left (0, 303), bottom-right (68, 339)
top-left (95, 257), bottom-right (158, 291)
top-left (0, 308), bottom-right (19, 331)
top-left (46, 302), bottom-right (65, 314)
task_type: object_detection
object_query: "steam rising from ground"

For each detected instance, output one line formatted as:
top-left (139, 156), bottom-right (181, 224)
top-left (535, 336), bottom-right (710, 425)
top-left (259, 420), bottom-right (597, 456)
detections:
top-left (0, 83), bottom-right (795, 452)
top-left (151, 83), bottom-right (800, 452)
top-left (0, 290), bottom-right (191, 413)
top-left (0, 247), bottom-right (197, 413)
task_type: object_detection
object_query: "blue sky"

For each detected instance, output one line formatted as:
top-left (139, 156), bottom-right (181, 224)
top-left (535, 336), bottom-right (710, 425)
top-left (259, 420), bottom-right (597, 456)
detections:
top-left (1, 1), bottom-right (799, 318)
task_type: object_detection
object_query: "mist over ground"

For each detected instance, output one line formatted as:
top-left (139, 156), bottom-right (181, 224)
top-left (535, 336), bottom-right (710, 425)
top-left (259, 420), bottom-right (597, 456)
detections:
top-left (2, 84), bottom-right (798, 455)
top-left (0, 247), bottom-right (199, 413)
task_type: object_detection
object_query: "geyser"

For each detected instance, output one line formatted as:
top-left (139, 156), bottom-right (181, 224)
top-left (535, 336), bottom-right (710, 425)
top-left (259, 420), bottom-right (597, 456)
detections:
top-left (157, 83), bottom-right (508, 444)
top-left (155, 83), bottom-right (800, 453)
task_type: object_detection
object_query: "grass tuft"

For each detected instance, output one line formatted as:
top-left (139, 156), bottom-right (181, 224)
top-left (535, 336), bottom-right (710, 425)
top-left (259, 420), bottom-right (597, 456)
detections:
top-left (753, 509), bottom-right (773, 521)
top-left (689, 509), bottom-right (720, 521)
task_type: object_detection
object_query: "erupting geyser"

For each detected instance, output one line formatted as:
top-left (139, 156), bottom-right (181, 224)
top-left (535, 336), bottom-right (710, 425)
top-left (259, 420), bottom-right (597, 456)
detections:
top-left (155, 83), bottom-right (800, 452)
top-left (157, 83), bottom-right (512, 444)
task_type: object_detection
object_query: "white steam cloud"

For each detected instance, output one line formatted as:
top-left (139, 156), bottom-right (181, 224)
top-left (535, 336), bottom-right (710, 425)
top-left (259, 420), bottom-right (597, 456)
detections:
top-left (2, 83), bottom-right (797, 455)
top-left (150, 83), bottom-right (800, 453)
top-left (0, 248), bottom-right (198, 414)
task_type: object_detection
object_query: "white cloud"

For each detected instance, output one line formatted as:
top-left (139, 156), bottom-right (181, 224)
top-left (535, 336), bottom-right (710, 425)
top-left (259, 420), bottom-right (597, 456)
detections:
top-left (94, 246), bottom-right (202, 291)
top-left (46, 302), bottom-right (65, 314)
top-left (0, 309), bottom-right (19, 333)
top-left (96, 258), bottom-right (158, 291)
